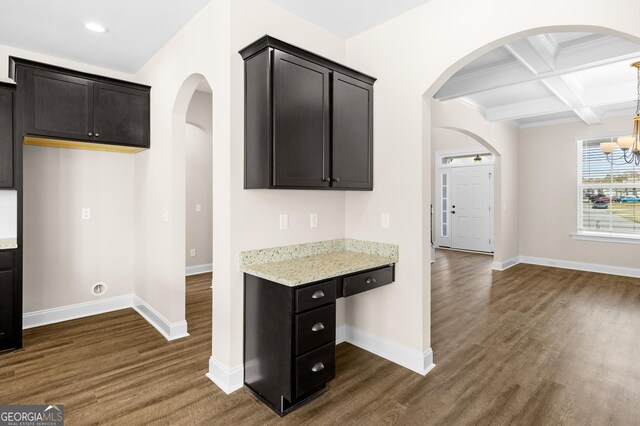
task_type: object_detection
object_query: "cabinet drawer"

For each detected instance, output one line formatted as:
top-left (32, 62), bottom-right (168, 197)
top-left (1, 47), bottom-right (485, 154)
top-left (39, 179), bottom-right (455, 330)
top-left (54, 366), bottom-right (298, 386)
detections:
top-left (295, 304), bottom-right (335, 356)
top-left (0, 252), bottom-right (13, 270)
top-left (342, 265), bottom-right (394, 298)
top-left (295, 342), bottom-right (335, 398)
top-left (295, 280), bottom-right (336, 313)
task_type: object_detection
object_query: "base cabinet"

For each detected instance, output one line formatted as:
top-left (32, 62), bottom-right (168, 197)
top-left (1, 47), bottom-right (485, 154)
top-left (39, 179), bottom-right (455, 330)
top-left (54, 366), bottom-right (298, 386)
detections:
top-left (0, 251), bottom-right (19, 351)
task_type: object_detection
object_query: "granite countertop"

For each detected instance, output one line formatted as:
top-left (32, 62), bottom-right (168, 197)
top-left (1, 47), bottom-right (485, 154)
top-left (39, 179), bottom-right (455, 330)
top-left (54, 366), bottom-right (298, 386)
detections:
top-left (0, 238), bottom-right (18, 250)
top-left (240, 239), bottom-right (399, 287)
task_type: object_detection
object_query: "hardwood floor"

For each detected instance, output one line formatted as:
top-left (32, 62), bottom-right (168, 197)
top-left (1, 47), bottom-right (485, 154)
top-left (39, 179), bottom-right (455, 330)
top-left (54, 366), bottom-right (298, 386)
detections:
top-left (2, 252), bottom-right (640, 424)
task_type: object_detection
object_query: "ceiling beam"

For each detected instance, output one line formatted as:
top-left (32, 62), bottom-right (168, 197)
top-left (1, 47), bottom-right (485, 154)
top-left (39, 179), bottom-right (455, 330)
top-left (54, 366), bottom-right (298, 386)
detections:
top-left (435, 38), bottom-right (640, 101)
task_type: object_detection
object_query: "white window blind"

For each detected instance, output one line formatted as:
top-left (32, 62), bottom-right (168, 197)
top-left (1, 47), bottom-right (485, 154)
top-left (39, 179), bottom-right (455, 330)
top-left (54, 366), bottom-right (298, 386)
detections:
top-left (578, 138), bottom-right (640, 236)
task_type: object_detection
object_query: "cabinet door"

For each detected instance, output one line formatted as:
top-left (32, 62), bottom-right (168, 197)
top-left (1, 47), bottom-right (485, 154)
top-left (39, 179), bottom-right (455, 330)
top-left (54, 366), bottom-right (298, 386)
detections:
top-left (0, 88), bottom-right (13, 188)
top-left (331, 72), bottom-right (373, 190)
top-left (24, 67), bottom-right (94, 141)
top-left (93, 82), bottom-right (150, 147)
top-left (273, 51), bottom-right (330, 188)
top-left (0, 269), bottom-right (15, 349)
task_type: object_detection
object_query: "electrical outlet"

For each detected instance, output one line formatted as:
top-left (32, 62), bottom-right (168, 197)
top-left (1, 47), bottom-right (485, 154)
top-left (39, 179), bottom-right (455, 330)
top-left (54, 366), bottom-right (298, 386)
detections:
top-left (381, 213), bottom-right (390, 229)
top-left (82, 208), bottom-right (91, 220)
top-left (279, 214), bottom-right (289, 230)
top-left (190, 249), bottom-right (196, 257)
top-left (196, 204), bottom-right (202, 212)
top-left (310, 213), bottom-right (318, 228)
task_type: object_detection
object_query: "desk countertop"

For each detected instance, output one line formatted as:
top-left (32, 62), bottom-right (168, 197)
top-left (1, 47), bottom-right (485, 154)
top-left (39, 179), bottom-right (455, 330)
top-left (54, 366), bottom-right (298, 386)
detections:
top-left (0, 238), bottom-right (17, 250)
top-left (240, 239), bottom-right (398, 287)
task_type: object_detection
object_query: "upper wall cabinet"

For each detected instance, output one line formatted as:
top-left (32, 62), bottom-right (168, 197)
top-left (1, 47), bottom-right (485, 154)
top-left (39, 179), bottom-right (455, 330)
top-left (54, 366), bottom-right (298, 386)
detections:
top-left (9, 57), bottom-right (150, 153)
top-left (0, 83), bottom-right (15, 188)
top-left (240, 36), bottom-right (376, 191)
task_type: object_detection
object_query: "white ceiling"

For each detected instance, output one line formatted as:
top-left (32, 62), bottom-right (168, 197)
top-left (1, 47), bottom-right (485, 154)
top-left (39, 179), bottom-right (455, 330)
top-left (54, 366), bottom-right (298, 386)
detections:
top-left (267, 0), bottom-right (432, 38)
top-left (0, 0), bottom-right (211, 73)
top-left (435, 32), bottom-right (640, 128)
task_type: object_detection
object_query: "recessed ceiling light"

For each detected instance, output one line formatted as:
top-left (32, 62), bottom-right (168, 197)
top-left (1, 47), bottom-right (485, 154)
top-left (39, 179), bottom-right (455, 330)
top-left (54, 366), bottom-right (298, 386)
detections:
top-left (84, 22), bottom-right (107, 33)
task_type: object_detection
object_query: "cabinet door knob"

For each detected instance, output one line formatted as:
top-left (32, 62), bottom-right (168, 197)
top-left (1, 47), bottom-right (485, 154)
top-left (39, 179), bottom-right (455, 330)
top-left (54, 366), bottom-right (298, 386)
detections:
top-left (311, 290), bottom-right (325, 299)
top-left (312, 362), bottom-right (325, 373)
top-left (365, 277), bottom-right (377, 285)
top-left (312, 322), bottom-right (325, 332)
top-left (88, 132), bottom-right (93, 137)
top-left (94, 132), bottom-right (100, 137)
top-left (331, 178), bottom-right (340, 183)
top-left (321, 177), bottom-right (330, 182)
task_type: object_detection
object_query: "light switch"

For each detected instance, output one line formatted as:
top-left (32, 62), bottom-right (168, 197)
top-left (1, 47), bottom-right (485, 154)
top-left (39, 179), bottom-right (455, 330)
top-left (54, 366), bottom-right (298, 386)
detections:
top-left (190, 249), bottom-right (196, 257)
top-left (310, 213), bottom-right (318, 228)
top-left (279, 214), bottom-right (289, 230)
top-left (196, 204), bottom-right (202, 212)
top-left (162, 208), bottom-right (170, 223)
top-left (381, 213), bottom-right (390, 229)
top-left (82, 208), bottom-right (91, 220)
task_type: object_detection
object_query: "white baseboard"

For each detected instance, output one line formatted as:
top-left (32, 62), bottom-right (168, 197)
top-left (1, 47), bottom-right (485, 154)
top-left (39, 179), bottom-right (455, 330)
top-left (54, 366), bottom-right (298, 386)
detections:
top-left (23, 294), bottom-right (134, 329)
top-left (344, 325), bottom-right (435, 375)
top-left (492, 256), bottom-right (520, 271)
top-left (206, 357), bottom-right (244, 394)
top-left (23, 294), bottom-right (189, 342)
top-left (519, 255), bottom-right (640, 279)
top-left (132, 295), bottom-right (190, 341)
top-left (186, 263), bottom-right (213, 276)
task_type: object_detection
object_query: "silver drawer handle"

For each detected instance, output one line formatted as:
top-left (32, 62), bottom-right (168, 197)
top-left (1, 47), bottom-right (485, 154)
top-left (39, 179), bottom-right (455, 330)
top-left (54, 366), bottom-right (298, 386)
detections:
top-left (312, 323), bottom-right (325, 332)
top-left (312, 362), bottom-right (325, 373)
top-left (365, 277), bottom-right (377, 284)
top-left (311, 290), bottom-right (325, 299)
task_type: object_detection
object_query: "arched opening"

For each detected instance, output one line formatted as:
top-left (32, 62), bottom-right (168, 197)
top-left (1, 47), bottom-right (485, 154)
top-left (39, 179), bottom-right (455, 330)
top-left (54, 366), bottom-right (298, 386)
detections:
top-left (171, 73), bottom-right (214, 348)
top-left (422, 25), bottom-right (640, 367)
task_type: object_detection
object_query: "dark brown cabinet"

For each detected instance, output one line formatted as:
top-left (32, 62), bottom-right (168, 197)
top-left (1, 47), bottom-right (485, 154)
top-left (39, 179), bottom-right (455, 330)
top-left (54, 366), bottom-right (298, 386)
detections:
top-left (0, 84), bottom-right (15, 188)
top-left (0, 251), bottom-right (19, 352)
top-left (10, 57), bottom-right (150, 151)
top-left (240, 36), bottom-right (376, 191)
top-left (244, 264), bottom-right (395, 416)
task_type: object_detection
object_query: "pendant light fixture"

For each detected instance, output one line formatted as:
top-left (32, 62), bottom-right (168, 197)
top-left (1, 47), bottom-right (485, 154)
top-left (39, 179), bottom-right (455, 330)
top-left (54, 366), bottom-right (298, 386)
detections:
top-left (473, 154), bottom-right (482, 163)
top-left (600, 61), bottom-right (640, 165)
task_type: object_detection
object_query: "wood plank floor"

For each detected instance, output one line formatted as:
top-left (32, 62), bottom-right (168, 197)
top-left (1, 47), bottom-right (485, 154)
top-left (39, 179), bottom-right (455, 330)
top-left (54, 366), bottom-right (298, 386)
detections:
top-left (2, 251), bottom-right (640, 424)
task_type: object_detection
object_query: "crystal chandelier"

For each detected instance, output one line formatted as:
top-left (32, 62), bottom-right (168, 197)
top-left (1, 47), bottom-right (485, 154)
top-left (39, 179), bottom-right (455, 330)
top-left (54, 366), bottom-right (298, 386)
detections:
top-left (600, 62), bottom-right (640, 165)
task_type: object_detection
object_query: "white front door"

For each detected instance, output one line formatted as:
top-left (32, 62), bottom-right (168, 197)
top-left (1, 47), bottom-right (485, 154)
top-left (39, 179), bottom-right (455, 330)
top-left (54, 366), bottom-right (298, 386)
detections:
top-left (450, 165), bottom-right (492, 252)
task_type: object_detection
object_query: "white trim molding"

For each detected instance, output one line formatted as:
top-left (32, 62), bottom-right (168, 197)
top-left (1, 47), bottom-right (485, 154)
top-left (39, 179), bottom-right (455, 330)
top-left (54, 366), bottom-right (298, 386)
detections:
top-left (343, 325), bottom-right (435, 376)
top-left (23, 294), bottom-right (133, 329)
top-left (206, 357), bottom-right (244, 394)
top-left (492, 256), bottom-right (520, 271)
top-left (570, 232), bottom-right (640, 245)
top-left (519, 255), bottom-right (640, 279)
top-left (23, 294), bottom-right (190, 342)
top-left (132, 295), bottom-right (190, 341)
top-left (186, 263), bottom-right (213, 276)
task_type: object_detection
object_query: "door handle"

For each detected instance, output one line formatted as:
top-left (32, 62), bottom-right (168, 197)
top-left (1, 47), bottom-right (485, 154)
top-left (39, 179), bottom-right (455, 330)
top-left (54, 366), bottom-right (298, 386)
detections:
top-left (312, 362), bottom-right (325, 373)
top-left (451, 211), bottom-right (456, 214)
top-left (312, 323), bottom-right (325, 332)
top-left (365, 277), bottom-right (377, 285)
top-left (312, 290), bottom-right (325, 299)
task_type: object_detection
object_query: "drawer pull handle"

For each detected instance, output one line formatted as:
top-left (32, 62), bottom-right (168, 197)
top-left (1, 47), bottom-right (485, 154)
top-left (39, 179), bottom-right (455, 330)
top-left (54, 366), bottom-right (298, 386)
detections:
top-left (312, 362), bottom-right (325, 373)
top-left (312, 323), bottom-right (325, 332)
top-left (312, 290), bottom-right (325, 299)
top-left (365, 277), bottom-right (377, 284)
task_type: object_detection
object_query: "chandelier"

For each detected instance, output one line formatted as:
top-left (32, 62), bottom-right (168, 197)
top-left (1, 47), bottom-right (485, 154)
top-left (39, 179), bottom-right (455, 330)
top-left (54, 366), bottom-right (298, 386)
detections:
top-left (600, 61), bottom-right (640, 165)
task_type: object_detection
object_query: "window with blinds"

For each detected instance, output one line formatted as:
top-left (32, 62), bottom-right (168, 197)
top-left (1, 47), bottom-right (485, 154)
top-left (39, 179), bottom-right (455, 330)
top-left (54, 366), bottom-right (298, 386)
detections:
top-left (579, 137), bottom-right (640, 236)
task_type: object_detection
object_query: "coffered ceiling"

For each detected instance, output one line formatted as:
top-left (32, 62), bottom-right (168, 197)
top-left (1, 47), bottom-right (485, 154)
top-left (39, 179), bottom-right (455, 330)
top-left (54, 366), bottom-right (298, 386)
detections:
top-left (435, 32), bottom-right (640, 128)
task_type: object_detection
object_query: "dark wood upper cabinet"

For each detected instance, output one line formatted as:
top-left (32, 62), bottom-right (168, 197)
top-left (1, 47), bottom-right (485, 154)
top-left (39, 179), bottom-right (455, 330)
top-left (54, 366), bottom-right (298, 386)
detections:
top-left (240, 35), bottom-right (376, 191)
top-left (273, 51), bottom-right (331, 188)
top-left (93, 82), bottom-right (150, 147)
top-left (0, 84), bottom-right (15, 188)
top-left (10, 57), bottom-right (150, 152)
top-left (331, 72), bottom-right (373, 190)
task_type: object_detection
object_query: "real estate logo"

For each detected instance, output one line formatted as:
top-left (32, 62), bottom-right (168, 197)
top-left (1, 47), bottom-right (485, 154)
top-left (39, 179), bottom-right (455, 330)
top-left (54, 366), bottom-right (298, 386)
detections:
top-left (0, 404), bottom-right (64, 426)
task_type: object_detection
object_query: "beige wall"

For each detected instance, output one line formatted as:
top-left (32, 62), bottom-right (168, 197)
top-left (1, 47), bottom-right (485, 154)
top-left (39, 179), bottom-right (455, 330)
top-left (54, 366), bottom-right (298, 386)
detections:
top-left (519, 115), bottom-right (638, 267)
top-left (0, 44), bottom-right (137, 313)
top-left (185, 91), bottom-right (213, 268)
